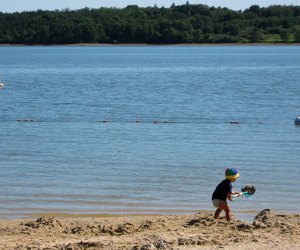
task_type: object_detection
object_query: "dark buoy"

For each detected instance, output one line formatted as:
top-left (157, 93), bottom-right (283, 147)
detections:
top-left (17, 119), bottom-right (34, 122)
top-left (295, 116), bottom-right (300, 125)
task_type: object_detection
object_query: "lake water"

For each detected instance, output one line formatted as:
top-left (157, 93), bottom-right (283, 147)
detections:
top-left (0, 45), bottom-right (299, 219)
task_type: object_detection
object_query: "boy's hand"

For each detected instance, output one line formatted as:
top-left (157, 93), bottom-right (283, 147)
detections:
top-left (235, 192), bottom-right (241, 197)
top-left (230, 192), bottom-right (241, 200)
top-left (227, 192), bottom-right (233, 201)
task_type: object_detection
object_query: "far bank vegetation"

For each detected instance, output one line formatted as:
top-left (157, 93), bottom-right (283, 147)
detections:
top-left (1, 3), bottom-right (300, 44)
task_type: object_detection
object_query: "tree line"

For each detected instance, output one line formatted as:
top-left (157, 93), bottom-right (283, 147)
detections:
top-left (1, 3), bottom-right (300, 44)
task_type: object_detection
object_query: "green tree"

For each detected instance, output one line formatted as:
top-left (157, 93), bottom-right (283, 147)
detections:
top-left (250, 28), bottom-right (264, 42)
top-left (280, 29), bottom-right (289, 42)
top-left (193, 29), bottom-right (203, 42)
top-left (247, 5), bottom-right (261, 15)
top-left (224, 23), bottom-right (240, 36)
top-left (294, 29), bottom-right (300, 42)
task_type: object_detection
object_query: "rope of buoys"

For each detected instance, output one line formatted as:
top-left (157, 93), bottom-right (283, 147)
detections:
top-left (17, 119), bottom-right (34, 122)
top-left (11, 119), bottom-right (297, 125)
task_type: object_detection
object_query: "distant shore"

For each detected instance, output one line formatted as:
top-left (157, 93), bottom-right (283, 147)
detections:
top-left (1, 43), bottom-right (300, 47)
top-left (0, 209), bottom-right (299, 249)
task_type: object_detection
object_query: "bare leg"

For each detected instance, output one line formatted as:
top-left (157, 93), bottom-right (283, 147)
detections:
top-left (223, 203), bottom-right (232, 221)
top-left (214, 208), bottom-right (222, 219)
top-left (215, 201), bottom-right (232, 221)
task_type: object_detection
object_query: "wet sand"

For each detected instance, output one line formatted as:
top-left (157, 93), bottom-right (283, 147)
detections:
top-left (0, 209), bottom-right (299, 249)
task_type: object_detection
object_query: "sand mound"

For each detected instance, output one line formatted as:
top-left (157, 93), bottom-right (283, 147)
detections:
top-left (55, 240), bottom-right (104, 250)
top-left (1, 210), bottom-right (300, 250)
top-left (24, 217), bottom-right (62, 229)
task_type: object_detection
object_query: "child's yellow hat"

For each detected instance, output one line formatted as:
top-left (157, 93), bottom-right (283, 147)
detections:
top-left (225, 168), bottom-right (240, 179)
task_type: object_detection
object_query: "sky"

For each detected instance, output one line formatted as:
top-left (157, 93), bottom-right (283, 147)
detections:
top-left (0, 0), bottom-right (299, 13)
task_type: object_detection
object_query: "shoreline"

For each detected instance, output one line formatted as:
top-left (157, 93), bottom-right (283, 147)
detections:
top-left (1, 209), bottom-right (257, 217)
top-left (1, 207), bottom-right (298, 222)
top-left (1, 43), bottom-right (300, 47)
top-left (0, 209), bottom-right (256, 220)
top-left (1, 209), bottom-right (299, 249)
top-left (1, 209), bottom-right (294, 226)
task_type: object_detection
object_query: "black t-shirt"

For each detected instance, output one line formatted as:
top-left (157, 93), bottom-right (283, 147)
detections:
top-left (212, 179), bottom-right (232, 201)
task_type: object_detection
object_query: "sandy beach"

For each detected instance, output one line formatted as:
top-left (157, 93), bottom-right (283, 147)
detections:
top-left (0, 209), bottom-right (299, 250)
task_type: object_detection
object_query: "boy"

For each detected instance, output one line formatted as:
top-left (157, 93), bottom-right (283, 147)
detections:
top-left (212, 168), bottom-right (240, 221)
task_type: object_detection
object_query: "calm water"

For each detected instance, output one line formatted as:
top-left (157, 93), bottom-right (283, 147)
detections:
top-left (0, 45), bottom-right (300, 219)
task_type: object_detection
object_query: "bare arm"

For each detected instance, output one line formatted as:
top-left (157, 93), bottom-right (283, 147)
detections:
top-left (227, 191), bottom-right (241, 201)
top-left (227, 192), bottom-right (233, 201)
